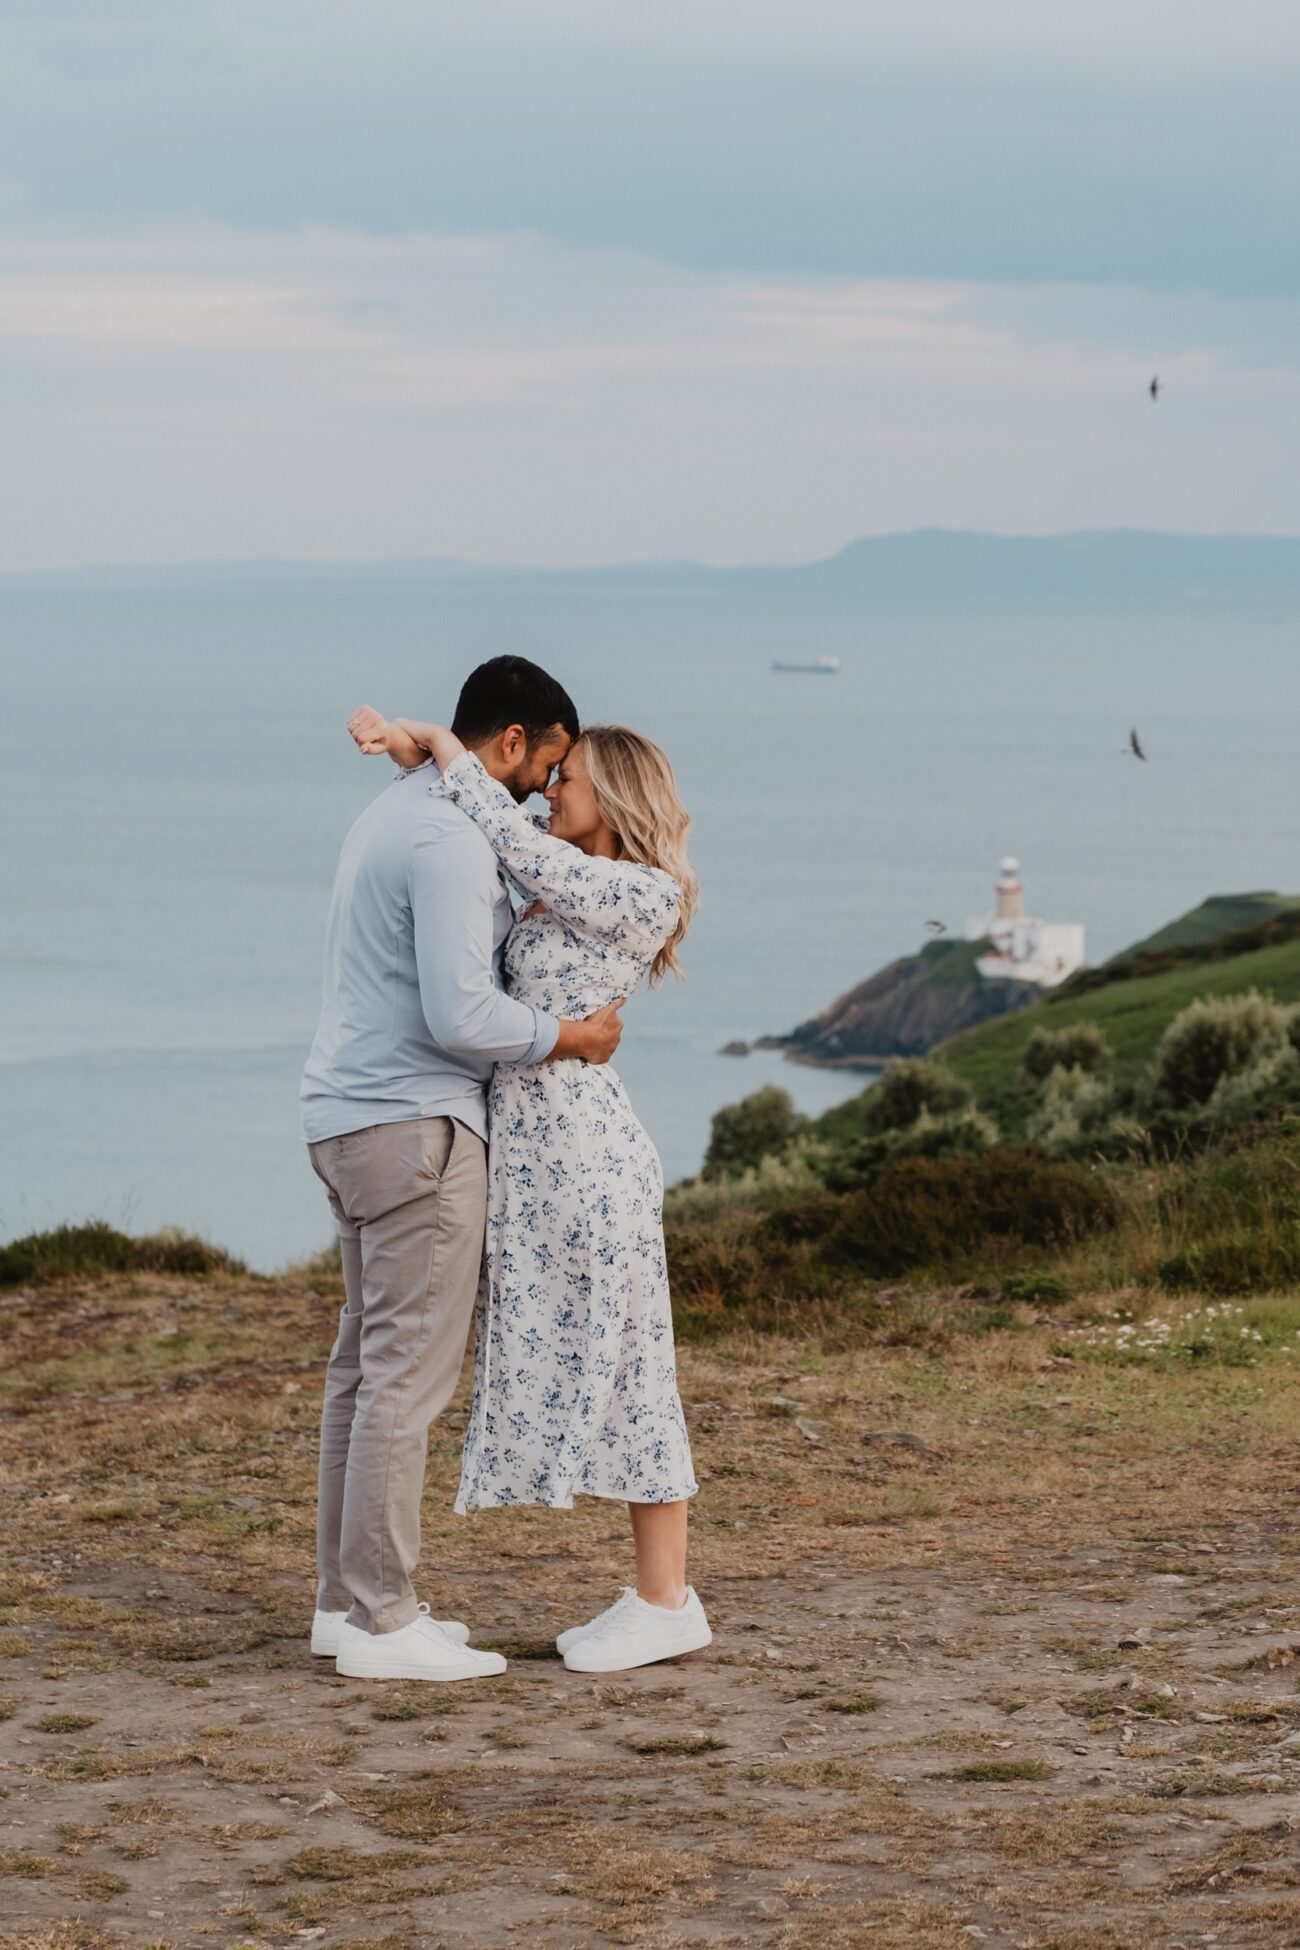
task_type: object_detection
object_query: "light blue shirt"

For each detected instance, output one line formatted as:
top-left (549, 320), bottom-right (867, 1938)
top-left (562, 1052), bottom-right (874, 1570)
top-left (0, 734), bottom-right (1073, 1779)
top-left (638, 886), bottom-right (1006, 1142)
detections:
top-left (300, 760), bottom-right (559, 1144)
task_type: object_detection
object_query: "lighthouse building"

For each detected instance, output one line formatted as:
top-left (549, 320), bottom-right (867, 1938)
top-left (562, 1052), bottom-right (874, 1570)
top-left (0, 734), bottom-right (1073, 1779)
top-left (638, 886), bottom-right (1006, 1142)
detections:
top-left (965, 857), bottom-right (1085, 989)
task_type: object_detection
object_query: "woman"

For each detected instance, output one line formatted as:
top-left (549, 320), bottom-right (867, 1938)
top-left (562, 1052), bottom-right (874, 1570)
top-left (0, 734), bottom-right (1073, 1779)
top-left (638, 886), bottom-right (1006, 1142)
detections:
top-left (348, 706), bottom-right (710, 1675)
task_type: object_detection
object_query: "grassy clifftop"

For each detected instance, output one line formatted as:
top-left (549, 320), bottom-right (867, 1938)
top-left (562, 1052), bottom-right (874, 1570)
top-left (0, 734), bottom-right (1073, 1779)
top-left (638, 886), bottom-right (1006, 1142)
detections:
top-left (933, 897), bottom-right (1300, 1139)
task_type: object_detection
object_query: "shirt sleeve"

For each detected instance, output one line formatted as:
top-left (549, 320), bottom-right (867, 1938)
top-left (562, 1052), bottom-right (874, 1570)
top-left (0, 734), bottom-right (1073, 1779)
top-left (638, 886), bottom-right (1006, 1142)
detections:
top-left (439, 749), bottom-right (680, 959)
top-left (408, 813), bottom-right (558, 1065)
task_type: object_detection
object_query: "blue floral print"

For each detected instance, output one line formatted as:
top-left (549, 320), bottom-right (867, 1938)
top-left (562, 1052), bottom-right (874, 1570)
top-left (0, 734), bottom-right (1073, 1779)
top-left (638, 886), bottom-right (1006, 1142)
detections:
top-left (437, 750), bottom-right (698, 1513)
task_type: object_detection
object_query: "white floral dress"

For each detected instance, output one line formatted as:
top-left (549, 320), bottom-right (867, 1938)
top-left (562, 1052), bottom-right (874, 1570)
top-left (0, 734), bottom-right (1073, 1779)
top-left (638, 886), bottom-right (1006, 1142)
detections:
top-left (439, 750), bottom-right (699, 1513)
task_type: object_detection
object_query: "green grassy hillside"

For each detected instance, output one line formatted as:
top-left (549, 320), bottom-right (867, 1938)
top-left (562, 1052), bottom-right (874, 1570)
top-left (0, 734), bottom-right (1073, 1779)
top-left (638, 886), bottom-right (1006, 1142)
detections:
top-left (804, 894), bottom-right (1300, 1146)
top-left (937, 923), bottom-right (1300, 1138)
top-left (1120, 891), bottom-right (1300, 958)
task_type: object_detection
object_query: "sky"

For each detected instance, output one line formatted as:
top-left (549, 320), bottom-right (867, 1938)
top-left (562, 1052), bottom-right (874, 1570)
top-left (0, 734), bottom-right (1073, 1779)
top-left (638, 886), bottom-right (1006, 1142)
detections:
top-left (2, 0), bottom-right (1299, 570)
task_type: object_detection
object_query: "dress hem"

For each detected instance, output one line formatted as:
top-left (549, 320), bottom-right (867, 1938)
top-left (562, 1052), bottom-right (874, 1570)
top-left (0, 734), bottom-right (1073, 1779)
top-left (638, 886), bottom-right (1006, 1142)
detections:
top-left (454, 1479), bottom-right (699, 1516)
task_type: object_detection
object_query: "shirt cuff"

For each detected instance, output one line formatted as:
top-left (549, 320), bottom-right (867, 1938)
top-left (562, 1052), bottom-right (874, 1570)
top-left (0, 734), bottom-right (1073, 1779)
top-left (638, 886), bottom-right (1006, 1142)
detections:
top-left (522, 1008), bottom-right (559, 1066)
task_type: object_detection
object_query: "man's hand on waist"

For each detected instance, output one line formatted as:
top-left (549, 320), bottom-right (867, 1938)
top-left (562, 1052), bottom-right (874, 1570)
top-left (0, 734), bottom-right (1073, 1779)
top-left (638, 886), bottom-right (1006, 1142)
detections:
top-left (550, 1001), bottom-right (625, 1066)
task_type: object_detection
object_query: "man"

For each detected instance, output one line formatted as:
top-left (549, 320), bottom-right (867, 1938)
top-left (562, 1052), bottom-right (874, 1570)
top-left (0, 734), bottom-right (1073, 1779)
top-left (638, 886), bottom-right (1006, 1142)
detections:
top-left (300, 655), bottom-right (623, 1683)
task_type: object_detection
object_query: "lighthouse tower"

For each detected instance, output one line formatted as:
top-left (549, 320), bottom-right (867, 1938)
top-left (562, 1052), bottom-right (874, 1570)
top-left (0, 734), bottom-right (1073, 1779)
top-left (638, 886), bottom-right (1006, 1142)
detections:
top-left (994, 856), bottom-right (1025, 922)
top-left (965, 857), bottom-right (1084, 988)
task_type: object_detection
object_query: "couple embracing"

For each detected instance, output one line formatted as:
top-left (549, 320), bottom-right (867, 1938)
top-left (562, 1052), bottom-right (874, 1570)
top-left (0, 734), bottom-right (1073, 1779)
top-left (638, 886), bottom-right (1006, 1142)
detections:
top-left (299, 656), bottom-right (710, 1682)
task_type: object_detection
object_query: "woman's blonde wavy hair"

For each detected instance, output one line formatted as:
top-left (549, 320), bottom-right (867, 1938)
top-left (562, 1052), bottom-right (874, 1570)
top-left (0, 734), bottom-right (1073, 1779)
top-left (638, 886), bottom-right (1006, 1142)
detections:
top-left (578, 724), bottom-right (698, 984)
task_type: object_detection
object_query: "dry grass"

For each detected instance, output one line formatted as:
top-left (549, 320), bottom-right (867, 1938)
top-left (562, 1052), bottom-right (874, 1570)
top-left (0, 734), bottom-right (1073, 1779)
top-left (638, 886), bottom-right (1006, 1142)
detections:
top-left (1, 1268), bottom-right (1299, 1946)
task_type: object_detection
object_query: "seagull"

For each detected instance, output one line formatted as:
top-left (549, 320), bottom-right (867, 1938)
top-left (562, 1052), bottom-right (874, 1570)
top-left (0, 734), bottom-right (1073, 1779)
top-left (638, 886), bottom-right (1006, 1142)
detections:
top-left (1125, 727), bottom-right (1148, 761)
top-left (1149, 376), bottom-right (1160, 401)
top-left (924, 919), bottom-right (947, 934)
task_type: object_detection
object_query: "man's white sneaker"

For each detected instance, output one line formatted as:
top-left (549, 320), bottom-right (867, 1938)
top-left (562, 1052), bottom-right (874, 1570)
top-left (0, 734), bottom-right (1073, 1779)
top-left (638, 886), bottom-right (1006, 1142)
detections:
top-left (335, 1611), bottom-right (506, 1682)
top-left (311, 1602), bottom-right (470, 1658)
top-left (562, 1586), bottom-right (712, 1673)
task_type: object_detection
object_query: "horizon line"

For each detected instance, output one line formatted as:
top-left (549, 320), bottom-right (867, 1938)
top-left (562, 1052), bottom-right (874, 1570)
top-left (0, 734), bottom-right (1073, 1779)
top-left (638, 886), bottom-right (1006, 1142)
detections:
top-left (6, 525), bottom-right (1300, 586)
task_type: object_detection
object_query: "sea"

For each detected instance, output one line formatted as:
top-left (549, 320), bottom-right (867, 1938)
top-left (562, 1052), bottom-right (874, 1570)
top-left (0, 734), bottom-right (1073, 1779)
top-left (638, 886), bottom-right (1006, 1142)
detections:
top-left (3, 542), bottom-right (1299, 1270)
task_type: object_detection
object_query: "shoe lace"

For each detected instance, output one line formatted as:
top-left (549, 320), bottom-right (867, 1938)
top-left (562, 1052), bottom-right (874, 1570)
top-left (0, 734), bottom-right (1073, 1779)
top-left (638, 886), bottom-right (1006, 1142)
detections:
top-left (412, 1601), bottom-right (453, 1642)
top-left (583, 1587), bottom-right (640, 1642)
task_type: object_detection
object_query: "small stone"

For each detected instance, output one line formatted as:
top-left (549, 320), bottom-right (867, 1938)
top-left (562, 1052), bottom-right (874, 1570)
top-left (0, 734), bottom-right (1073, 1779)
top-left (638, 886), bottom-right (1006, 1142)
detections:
top-left (794, 1419), bottom-right (824, 1446)
top-left (861, 1430), bottom-right (945, 1458)
top-left (1117, 1632), bottom-right (1149, 1649)
top-left (303, 1289), bottom-right (322, 1302)
top-left (305, 1789), bottom-right (347, 1814)
top-left (1194, 1712), bottom-right (1228, 1724)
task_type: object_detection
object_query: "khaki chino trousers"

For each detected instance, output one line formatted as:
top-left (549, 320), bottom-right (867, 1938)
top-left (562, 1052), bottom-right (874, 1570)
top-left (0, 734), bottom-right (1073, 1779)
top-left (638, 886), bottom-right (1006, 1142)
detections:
top-left (308, 1115), bottom-right (487, 1634)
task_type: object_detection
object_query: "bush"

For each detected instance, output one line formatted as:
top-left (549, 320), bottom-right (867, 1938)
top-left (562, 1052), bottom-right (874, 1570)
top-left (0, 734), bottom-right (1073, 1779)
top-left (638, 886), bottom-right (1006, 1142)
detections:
top-left (822, 1150), bottom-right (1121, 1277)
top-left (0, 1222), bottom-right (241, 1288)
top-left (1000, 1269), bottom-right (1073, 1307)
top-left (817, 1106), bottom-right (998, 1191)
top-left (665, 1195), bottom-right (868, 1338)
top-left (701, 1085), bottom-right (808, 1180)
top-left (1023, 1024), bottom-right (1114, 1081)
top-left (1151, 990), bottom-right (1287, 1110)
top-left (1153, 1136), bottom-right (1300, 1294)
top-left (858, 1059), bottom-right (973, 1133)
top-left (1027, 1065), bottom-right (1126, 1158)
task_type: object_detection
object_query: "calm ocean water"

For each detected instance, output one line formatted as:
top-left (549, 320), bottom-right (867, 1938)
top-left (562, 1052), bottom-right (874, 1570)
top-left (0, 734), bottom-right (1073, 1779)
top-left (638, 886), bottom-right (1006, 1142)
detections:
top-left (4, 562), bottom-right (1298, 1269)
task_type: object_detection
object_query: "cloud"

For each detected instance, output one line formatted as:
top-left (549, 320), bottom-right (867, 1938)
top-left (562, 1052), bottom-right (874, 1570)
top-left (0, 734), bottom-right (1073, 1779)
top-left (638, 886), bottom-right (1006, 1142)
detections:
top-left (0, 219), bottom-right (1297, 573)
top-left (0, 5), bottom-right (1297, 296)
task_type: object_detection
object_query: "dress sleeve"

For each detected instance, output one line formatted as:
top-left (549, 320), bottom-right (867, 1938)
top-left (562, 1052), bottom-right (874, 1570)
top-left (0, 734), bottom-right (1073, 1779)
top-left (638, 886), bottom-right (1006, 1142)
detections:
top-left (439, 749), bottom-right (680, 958)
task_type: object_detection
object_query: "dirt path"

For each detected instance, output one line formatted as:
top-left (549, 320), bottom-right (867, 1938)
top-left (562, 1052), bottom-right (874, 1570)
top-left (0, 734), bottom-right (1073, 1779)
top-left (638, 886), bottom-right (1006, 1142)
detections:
top-left (3, 1274), bottom-right (1300, 1948)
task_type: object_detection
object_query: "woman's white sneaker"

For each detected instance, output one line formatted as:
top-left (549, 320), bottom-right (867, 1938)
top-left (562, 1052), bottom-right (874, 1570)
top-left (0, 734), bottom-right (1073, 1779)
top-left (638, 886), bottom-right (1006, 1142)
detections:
top-left (555, 1586), bottom-right (637, 1656)
top-left (562, 1587), bottom-right (712, 1673)
top-left (335, 1611), bottom-right (506, 1682)
top-left (312, 1601), bottom-right (469, 1658)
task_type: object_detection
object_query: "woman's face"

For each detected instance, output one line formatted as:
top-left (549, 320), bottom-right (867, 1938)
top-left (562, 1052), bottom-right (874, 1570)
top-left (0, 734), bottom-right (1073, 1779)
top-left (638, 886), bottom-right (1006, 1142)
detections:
top-left (544, 738), bottom-right (605, 847)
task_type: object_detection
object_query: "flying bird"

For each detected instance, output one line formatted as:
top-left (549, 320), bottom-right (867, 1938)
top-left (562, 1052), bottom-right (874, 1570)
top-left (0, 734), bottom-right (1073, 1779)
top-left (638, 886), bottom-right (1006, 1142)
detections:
top-left (1149, 376), bottom-right (1160, 401)
top-left (1127, 727), bottom-right (1148, 761)
top-left (924, 919), bottom-right (947, 934)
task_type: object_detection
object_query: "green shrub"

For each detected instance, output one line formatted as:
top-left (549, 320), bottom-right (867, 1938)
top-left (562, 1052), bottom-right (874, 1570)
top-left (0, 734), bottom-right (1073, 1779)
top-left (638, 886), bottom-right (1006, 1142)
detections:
top-left (0, 1222), bottom-right (241, 1288)
top-left (823, 1150), bottom-right (1120, 1277)
top-left (817, 1106), bottom-right (998, 1191)
top-left (1023, 1024), bottom-right (1114, 1081)
top-left (1204, 1037), bottom-right (1300, 1126)
top-left (1027, 1065), bottom-right (1128, 1158)
top-left (701, 1085), bottom-right (808, 1180)
top-left (1151, 990), bottom-right (1287, 1110)
top-left (1153, 1135), bottom-right (1300, 1293)
top-left (1001, 1269), bottom-right (1073, 1307)
top-left (856, 1059), bottom-right (974, 1133)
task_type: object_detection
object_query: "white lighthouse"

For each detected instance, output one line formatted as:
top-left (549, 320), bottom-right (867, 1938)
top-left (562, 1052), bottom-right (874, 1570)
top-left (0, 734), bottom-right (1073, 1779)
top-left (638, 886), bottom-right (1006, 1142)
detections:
top-left (965, 856), bottom-right (1085, 988)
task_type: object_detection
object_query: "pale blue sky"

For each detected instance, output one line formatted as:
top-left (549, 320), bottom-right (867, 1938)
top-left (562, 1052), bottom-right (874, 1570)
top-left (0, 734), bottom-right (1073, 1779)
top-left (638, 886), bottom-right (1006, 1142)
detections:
top-left (2, 1), bottom-right (1298, 568)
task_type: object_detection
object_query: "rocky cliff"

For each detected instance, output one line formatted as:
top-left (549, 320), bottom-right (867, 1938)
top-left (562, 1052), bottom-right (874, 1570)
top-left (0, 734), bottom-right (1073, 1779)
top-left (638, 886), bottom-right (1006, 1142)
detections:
top-left (778, 937), bottom-right (1038, 1068)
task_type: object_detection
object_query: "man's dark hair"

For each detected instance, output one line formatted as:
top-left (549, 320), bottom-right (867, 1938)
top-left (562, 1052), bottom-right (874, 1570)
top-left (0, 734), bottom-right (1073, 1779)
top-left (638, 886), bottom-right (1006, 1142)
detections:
top-left (451, 655), bottom-right (579, 749)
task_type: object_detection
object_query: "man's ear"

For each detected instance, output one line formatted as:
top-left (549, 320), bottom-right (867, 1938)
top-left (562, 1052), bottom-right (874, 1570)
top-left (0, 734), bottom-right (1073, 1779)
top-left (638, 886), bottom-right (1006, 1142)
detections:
top-left (498, 724), bottom-right (528, 765)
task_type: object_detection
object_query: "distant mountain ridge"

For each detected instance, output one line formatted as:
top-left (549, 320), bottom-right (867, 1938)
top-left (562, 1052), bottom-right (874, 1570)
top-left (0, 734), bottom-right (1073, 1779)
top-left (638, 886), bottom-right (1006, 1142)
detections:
top-left (8, 530), bottom-right (1300, 608)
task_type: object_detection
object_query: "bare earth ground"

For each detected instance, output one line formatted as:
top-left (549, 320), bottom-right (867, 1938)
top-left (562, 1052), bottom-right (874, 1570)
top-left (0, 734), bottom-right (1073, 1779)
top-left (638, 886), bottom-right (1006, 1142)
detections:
top-left (2, 1273), bottom-right (1300, 1950)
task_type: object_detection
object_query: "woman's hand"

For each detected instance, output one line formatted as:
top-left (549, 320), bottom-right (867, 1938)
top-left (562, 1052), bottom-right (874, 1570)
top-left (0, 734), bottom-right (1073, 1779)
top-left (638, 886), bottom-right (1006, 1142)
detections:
top-left (347, 707), bottom-right (428, 770)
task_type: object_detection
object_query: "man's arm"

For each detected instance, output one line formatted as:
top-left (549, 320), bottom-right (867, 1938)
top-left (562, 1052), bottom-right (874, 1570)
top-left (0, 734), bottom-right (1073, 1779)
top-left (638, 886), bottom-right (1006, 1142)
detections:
top-left (410, 822), bottom-right (623, 1066)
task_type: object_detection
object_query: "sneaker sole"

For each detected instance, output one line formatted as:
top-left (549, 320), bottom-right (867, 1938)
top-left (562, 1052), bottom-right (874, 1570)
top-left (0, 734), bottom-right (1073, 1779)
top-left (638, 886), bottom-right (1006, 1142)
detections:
top-left (562, 1621), bottom-right (713, 1674)
top-left (335, 1650), bottom-right (506, 1682)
